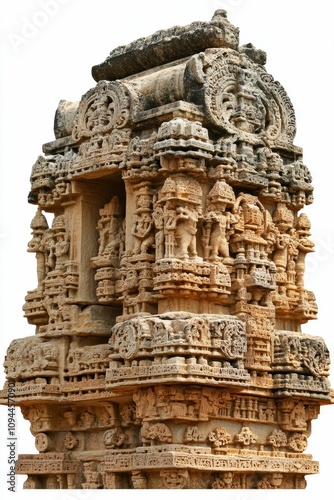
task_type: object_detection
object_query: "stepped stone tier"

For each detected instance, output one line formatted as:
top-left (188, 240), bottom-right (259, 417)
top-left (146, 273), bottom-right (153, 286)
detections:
top-left (1, 10), bottom-right (333, 490)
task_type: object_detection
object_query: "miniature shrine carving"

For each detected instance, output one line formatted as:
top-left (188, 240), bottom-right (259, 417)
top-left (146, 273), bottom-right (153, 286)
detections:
top-left (1, 10), bottom-right (333, 490)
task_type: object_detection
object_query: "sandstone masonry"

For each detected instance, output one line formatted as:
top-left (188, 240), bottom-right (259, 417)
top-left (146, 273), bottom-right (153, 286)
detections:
top-left (1, 10), bottom-right (333, 490)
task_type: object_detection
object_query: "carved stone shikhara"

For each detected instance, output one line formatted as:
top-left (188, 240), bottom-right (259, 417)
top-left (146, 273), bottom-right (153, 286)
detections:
top-left (1, 10), bottom-right (333, 490)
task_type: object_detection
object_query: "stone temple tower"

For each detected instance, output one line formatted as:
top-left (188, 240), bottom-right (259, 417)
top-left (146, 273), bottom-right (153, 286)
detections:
top-left (1, 10), bottom-right (333, 490)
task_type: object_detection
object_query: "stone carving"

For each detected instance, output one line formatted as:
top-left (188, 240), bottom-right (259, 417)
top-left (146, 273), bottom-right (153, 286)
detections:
top-left (107, 313), bottom-right (249, 388)
top-left (94, 196), bottom-right (124, 262)
top-left (141, 421), bottom-right (172, 446)
top-left (82, 461), bottom-right (102, 489)
top-left (103, 428), bottom-right (126, 449)
top-left (256, 472), bottom-right (284, 489)
top-left (0, 9), bottom-right (332, 491)
top-left (208, 427), bottom-right (232, 448)
top-left (160, 470), bottom-right (189, 489)
top-left (202, 46), bottom-right (295, 145)
top-left (267, 429), bottom-right (287, 450)
top-left (202, 179), bottom-right (237, 261)
top-left (234, 426), bottom-right (258, 448)
top-left (63, 432), bottom-right (78, 450)
top-left (4, 337), bottom-right (60, 383)
top-left (211, 471), bottom-right (237, 489)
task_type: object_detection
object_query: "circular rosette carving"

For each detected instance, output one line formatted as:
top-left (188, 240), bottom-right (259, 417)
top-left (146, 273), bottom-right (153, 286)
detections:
top-left (72, 80), bottom-right (135, 141)
top-left (202, 48), bottom-right (295, 145)
top-left (113, 322), bottom-right (139, 360)
top-left (35, 432), bottom-right (53, 452)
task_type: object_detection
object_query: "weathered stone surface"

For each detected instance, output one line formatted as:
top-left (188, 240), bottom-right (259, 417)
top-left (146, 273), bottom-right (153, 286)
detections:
top-left (91, 10), bottom-right (239, 81)
top-left (1, 9), bottom-right (333, 490)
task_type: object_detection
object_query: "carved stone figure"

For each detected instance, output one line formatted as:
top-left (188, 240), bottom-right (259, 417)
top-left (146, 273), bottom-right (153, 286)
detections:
top-left (27, 209), bottom-right (49, 285)
top-left (96, 196), bottom-right (124, 258)
top-left (131, 213), bottom-right (154, 255)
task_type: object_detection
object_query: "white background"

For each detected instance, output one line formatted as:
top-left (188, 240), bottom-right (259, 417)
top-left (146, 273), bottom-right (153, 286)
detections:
top-left (0, 1), bottom-right (333, 499)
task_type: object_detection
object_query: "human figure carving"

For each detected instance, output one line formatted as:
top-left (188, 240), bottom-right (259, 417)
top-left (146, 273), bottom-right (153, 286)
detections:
top-left (257, 473), bottom-right (283, 489)
top-left (174, 205), bottom-right (199, 259)
top-left (272, 203), bottom-right (297, 277)
top-left (55, 234), bottom-right (70, 264)
top-left (295, 213), bottom-right (314, 288)
top-left (44, 231), bottom-right (56, 274)
top-left (97, 196), bottom-right (124, 258)
top-left (212, 471), bottom-right (235, 489)
top-left (203, 204), bottom-right (237, 260)
top-left (152, 203), bottom-right (165, 260)
top-left (27, 209), bottom-right (49, 285)
top-left (131, 213), bottom-right (154, 254)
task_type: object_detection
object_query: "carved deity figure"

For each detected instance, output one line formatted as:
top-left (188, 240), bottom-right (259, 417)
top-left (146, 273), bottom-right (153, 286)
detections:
top-left (295, 213), bottom-right (314, 288)
top-left (157, 176), bottom-right (202, 259)
top-left (86, 95), bottom-right (112, 134)
top-left (203, 203), bottom-right (237, 260)
top-left (173, 204), bottom-right (199, 259)
top-left (257, 473), bottom-right (284, 489)
top-left (44, 230), bottom-right (56, 274)
top-left (27, 209), bottom-right (49, 285)
top-left (131, 213), bottom-right (154, 254)
top-left (80, 411), bottom-right (95, 429)
top-left (54, 233), bottom-right (69, 262)
top-left (97, 196), bottom-right (124, 258)
top-left (130, 190), bottom-right (155, 256)
top-left (232, 69), bottom-right (266, 134)
top-left (63, 409), bottom-right (77, 427)
top-left (201, 179), bottom-right (237, 261)
top-left (40, 215), bottom-right (70, 275)
top-left (152, 202), bottom-right (165, 260)
top-left (272, 203), bottom-right (296, 275)
top-left (212, 471), bottom-right (235, 489)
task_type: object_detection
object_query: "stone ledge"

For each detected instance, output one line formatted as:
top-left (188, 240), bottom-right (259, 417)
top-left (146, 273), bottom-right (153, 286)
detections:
top-left (92, 12), bottom-right (239, 81)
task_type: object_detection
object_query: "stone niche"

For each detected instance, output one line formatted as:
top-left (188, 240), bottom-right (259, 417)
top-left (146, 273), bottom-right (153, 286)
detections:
top-left (1, 10), bottom-right (333, 490)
